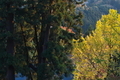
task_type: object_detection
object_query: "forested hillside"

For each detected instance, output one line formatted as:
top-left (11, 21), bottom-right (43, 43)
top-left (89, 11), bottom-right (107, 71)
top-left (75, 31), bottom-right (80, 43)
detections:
top-left (77, 0), bottom-right (120, 34)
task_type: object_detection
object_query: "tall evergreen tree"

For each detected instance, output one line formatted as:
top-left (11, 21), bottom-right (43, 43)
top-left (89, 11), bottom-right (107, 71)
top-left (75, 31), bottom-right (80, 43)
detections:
top-left (0, 0), bottom-right (85, 80)
top-left (34, 0), bottom-right (85, 80)
top-left (0, 0), bottom-right (28, 80)
top-left (0, 0), bottom-right (16, 80)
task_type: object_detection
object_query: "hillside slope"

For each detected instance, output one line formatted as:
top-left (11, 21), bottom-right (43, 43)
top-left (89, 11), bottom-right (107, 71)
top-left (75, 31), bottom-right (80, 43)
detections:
top-left (78, 0), bottom-right (120, 34)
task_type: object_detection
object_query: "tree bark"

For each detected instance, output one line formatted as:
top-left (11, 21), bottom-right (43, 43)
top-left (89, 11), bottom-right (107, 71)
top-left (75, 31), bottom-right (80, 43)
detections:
top-left (5, 7), bottom-right (15, 80)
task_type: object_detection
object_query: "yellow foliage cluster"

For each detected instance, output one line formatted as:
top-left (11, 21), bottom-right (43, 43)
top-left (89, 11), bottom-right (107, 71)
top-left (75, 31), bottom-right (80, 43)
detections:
top-left (72, 9), bottom-right (120, 80)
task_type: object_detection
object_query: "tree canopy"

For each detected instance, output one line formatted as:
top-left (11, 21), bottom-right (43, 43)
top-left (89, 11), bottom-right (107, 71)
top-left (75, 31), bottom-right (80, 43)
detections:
top-left (0, 0), bottom-right (85, 80)
top-left (72, 9), bottom-right (120, 80)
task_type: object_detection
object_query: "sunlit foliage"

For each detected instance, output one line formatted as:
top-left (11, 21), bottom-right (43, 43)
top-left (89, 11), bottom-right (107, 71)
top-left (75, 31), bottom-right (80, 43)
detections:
top-left (72, 9), bottom-right (120, 80)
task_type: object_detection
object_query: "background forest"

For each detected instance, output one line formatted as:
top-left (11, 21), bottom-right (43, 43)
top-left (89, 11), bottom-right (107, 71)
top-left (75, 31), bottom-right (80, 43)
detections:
top-left (77, 0), bottom-right (120, 34)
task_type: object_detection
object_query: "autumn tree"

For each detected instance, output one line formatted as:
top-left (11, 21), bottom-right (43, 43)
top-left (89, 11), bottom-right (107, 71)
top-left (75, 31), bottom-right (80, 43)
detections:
top-left (72, 9), bottom-right (120, 80)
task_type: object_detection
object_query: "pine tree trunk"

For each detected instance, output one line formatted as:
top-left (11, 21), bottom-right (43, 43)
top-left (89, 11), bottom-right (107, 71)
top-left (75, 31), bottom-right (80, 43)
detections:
top-left (37, 11), bottom-right (51, 79)
top-left (5, 11), bottom-right (15, 80)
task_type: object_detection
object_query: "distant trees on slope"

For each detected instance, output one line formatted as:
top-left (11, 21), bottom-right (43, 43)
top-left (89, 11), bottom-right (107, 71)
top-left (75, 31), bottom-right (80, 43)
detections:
top-left (78, 0), bottom-right (120, 34)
